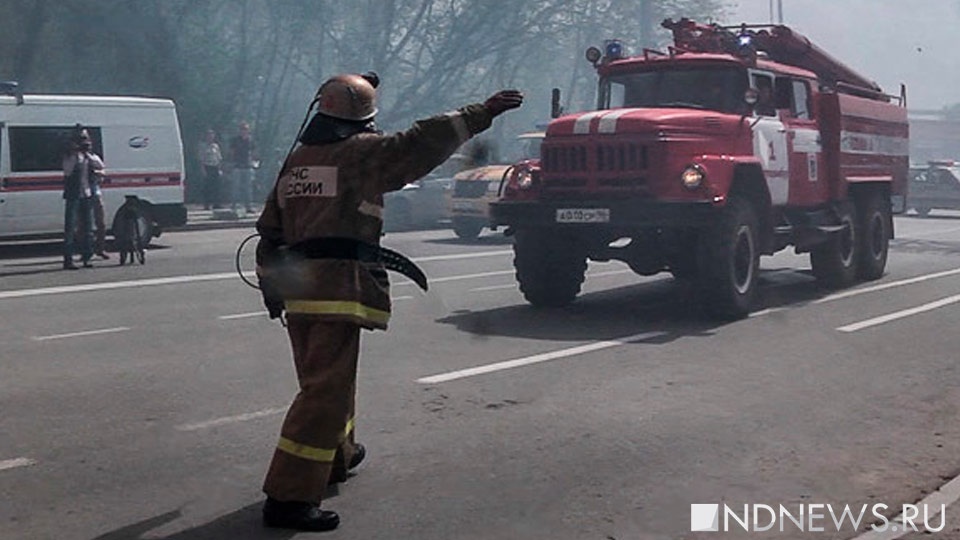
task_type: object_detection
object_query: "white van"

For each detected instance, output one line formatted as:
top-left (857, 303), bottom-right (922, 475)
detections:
top-left (0, 86), bottom-right (187, 241)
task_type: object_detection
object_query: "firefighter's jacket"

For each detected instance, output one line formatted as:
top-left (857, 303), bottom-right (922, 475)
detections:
top-left (256, 104), bottom-right (493, 330)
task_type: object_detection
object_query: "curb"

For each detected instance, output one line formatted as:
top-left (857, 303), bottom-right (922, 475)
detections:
top-left (168, 219), bottom-right (258, 232)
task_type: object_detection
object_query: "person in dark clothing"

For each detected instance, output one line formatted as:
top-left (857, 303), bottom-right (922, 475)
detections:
top-left (62, 128), bottom-right (103, 270)
top-left (229, 122), bottom-right (257, 213)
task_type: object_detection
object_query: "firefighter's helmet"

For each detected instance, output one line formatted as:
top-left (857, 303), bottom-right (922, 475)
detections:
top-left (316, 74), bottom-right (378, 122)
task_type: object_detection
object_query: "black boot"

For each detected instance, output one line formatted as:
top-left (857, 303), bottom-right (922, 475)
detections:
top-left (349, 443), bottom-right (366, 470)
top-left (262, 498), bottom-right (339, 532)
top-left (328, 443), bottom-right (366, 485)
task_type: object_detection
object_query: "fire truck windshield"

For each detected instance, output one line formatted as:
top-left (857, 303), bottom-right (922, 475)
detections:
top-left (602, 67), bottom-right (747, 114)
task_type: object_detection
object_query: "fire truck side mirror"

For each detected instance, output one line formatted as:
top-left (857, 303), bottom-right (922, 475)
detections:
top-left (551, 88), bottom-right (563, 119)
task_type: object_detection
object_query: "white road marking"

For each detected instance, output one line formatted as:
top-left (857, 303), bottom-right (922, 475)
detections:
top-left (218, 311), bottom-right (268, 320)
top-left (393, 295), bottom-right (414, 301)
top-left (0, 250), bottom-right (515, 301)
top-left (32, 326), bottom-right (131, 341)
top-left (411, 250), bottom-right (511, 262)
top-left (815, 267), bottom-right (960, 304)
top-left (750, 307), bottom-right (786, 318)
top-left (0, 457), bottom-right (37, 472)
top-left (471, 283), bottom-right (517, 292)
top-left (837, 293), bottom-right (960, 333)
top-left (417, 331), bottom-right (665, 384)
top-left (175, 407), bottom-right (286, 431)
top-left (0, 272), bottom-right (242, 300)
top-left (852, 473), bottom-right (960, 539)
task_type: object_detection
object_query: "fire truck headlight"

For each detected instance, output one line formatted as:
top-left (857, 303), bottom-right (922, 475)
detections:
top-left (517, 170), bottom-right (535, 190)
top-left (681, 165), bottom-right (705, 189)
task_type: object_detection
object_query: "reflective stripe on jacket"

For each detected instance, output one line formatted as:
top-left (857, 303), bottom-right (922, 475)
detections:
top-left (256, 104), bottom-right (493, 329)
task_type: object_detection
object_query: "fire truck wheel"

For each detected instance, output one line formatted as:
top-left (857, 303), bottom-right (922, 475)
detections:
top-left (697, 197), bottom-right (759, 319)
top-left (810, 203), bottom-right (858, 288)
top-left (453, 219), bottom-right (483, 240)
top-left (857, 192), bottom-right (890, 281)
top-left (513, 229), bottom-right (587, 308)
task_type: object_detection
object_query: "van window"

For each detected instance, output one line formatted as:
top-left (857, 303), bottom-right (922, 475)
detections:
top-left (9, 126), bottom-right (103, 173)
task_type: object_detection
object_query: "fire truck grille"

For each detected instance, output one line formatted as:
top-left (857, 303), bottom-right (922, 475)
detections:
top-left (453, 180), bottom-right (488, 198)
top-left (596, 143), bottom-right (647, 171)
top-left (542, 143), bottom-right (647, 173)
top-left (542, 146), bottom-right (588, 172)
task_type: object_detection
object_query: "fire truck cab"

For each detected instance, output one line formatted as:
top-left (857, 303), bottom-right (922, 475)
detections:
top-left (491, 19), bottom-right (908, 318)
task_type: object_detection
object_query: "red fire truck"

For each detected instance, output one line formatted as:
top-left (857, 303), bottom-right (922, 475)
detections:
top-left (490, 19), bottom-right (909, 318)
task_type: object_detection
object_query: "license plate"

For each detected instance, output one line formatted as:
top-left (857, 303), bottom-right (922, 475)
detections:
top-left (556, 208), bottom-right (610, 223)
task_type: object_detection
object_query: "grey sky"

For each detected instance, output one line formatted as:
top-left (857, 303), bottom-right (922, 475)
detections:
top-left (730, 0), bottom-right (958, 110)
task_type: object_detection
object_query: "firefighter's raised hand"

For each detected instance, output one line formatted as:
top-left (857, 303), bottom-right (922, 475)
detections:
top-left (485, 90), bottom-right (524, 117)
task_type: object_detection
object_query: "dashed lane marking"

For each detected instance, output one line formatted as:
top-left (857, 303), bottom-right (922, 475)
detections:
top-left (837, 293), bottom-right (960, 333)
top-left (218, 311), bottom-right (268, 320)
top-left (417, 331), bottom-right (665, 384)
top-left (32, 326), bottom-right (131, 341)
top-left (175, 407), bottom-right (286, 431)
top-left (0, 458), bottom-right (37, 472)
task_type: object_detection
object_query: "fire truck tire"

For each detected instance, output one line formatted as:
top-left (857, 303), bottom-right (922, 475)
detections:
top-left (453, 219), bottom-right (483, 240)
top-left (697, 197), bottom-right (759, 319)
top-left (810, 203), bottom-right (859, 288)
top-left (513, 229), bottom-right (586, 308)
top-left (856, 192), bottom-right (890, 281)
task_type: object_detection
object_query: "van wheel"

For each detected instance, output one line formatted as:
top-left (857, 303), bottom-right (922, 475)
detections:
top-left (915, 206), bottom-right (930, 218)
top-left (453, 219), bottom-right (483, 240)
top-left (514, 229), bottom-right (587, 308)
top-left (857, 192), bottom-right (890, 281)
top-left (697, 197), bottom-right (759, 319)
top-left (810, 203), bottom-right (858, 288)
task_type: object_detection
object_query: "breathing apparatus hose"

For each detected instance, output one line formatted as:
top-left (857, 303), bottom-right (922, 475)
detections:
top-left (236, 232), bottom-right (261, 290)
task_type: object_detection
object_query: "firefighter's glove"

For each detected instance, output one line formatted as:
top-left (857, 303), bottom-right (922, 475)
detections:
top-left (484, 90), bottom-right (524, 117)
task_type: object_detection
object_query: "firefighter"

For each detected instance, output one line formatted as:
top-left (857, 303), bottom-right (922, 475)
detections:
top-left (255, 72), bottom-right (522, 532)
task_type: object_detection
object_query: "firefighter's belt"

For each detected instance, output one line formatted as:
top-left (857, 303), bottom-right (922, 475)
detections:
top-left (289, 237), bottom-right (428, 291)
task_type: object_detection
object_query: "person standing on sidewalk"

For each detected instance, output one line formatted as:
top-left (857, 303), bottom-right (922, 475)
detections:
top-left (197, 128), bottom-right (223, 210)
top-left (62, 128), bottom-right (103, 270)
top-left (229, 122), bottom-right (257, 214)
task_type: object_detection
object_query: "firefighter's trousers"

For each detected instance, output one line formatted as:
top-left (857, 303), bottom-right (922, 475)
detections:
top-left (262, 317), bottom-right (360, 503)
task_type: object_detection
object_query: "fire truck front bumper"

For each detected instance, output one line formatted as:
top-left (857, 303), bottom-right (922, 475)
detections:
top-left (489, 199), bottom-right (718, 230)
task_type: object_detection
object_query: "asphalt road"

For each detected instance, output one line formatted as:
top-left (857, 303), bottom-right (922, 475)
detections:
top-left (3, 216), bottom-right (960, 540)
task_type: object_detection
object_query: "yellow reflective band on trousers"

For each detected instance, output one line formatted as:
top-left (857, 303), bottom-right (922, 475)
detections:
top-left (277, 437), bottom-right (337, 463)
top-left (277, 419), bottom-right (355, 462)
top-left (284, 300), bottom-right (390, 326)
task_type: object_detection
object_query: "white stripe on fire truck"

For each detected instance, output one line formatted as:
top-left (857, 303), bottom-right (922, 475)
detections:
top-left (573, 111), bottom-right (609, 134)
top-left (839, 131), bottom-right (909, 156)
top-left (597, 109), bottom-right (636, 134)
